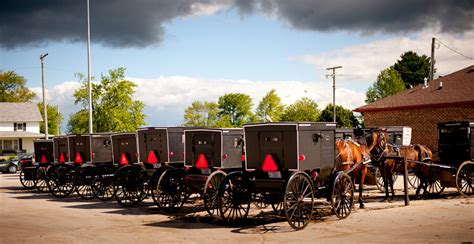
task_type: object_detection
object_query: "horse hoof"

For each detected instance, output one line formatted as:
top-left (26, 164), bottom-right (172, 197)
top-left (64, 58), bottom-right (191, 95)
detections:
top-left (359, 203), bottom-right (365, 209)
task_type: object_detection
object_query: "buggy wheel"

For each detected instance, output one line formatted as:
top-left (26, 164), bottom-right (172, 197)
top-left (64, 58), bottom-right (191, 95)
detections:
top-left (156, 168), bottom-right (187, 212)
top-left (19, 168), bottom-right (35, 189)
top-left (408, 174), bottom-right (420, 189)
top-left (284, 172), bottom-right (314, 230)
top-left (113, 166), bottom-right (146, 207)
top-left (456, 161), bottom-right (473, 196)
top-left (150, 166), bottom-right (173, 207)
top-left (34, 166), bottom-right (49, 192)
top-left (93, 165), bottom-right (116, 201)
top-left (331, 172), bottom-right (354, 219)
top-left (75, 165), bottom-right (97, 200)
top-left (375, 167), bottom-right (398, 193)
top-left (271, 202), bottom-right (284, 215)
top-left (203, 170), bottom-right (227, 216)
top-left (217, 172), bottom-right (252, 223)
top-left (252, 193), bottom-right (268, 209)
top-left (50, 164), bottom-right (75, 198)
top-left (426, 180), bottom-right (445, 196)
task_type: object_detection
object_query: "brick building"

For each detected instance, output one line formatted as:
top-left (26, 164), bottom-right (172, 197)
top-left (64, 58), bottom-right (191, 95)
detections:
top-left (354, 65), bottom-right (474, 157)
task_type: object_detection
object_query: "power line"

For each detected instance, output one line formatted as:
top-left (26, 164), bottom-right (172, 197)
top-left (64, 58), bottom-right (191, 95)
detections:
top-left (436, 38), bottom-right (474, 60)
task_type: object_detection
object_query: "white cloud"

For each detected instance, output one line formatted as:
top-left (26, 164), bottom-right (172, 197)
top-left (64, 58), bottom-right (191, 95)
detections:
top-left (292, 30), bottom-right (474, 84)
top-left (131, 76), bottom-right (365, 125)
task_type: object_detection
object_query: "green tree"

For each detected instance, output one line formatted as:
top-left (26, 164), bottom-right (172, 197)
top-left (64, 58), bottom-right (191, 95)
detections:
top-left (393, 51), bottom-right (431, 89)
top-left (0, 70), bottom-right (36, 102)
top-left (365, 67), bottom-right (406, 103)
top-left (256, 89), bottom-right (285, 122)
top-left (183, 101), bottom-right (220, 127)
top-left (218, 93), bottom-right (253, 127)
top-left (281, 97), bottom-right (320, 122)
top-left (67, 67), bottom-right (146, 133)
top-left (38, 102), bottom-right (63, 135)
top-left (319, 104), bottom-right (359, 128)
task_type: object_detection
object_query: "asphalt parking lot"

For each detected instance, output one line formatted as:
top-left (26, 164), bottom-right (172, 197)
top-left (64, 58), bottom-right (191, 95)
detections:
top-left (0, 172), bottom-right (473, 243)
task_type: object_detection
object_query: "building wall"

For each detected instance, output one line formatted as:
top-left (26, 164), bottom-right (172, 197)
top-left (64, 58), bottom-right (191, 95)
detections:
top-left (363, 106), bottom-right (474, 157)
top-left (22, 137), bottom-right (35, 153)
top-left (0, 122), bottom-right (40, 133)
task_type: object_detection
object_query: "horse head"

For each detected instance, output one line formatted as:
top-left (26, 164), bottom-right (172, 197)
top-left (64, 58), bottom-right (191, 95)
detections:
top-left (367, 128), bottom-right (388, 155)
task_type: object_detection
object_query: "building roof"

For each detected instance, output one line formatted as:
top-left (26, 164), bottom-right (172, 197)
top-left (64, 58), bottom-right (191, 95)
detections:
top-left (354, 65), bottom-right (474, 112)
top-left (0, 103), bottom-right (43, 122)
top-left (0, 131), bottom-right (45, 138)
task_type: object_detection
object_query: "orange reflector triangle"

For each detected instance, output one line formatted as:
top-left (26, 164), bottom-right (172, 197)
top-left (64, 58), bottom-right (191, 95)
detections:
top-left (74, 152), bottom-right (83, 164)
top-left (40, 155), bottom-right (48, 164)
top-left (59, 152), bottom-right (66, 163)
top-left (147, 150), bottom-right (158, 164)
top-left (120, 153), bottom-right (129, 165)
top-left (195, 154), bottom-right (209, 169)
top-left (262, 154), bottom-right (278, 172)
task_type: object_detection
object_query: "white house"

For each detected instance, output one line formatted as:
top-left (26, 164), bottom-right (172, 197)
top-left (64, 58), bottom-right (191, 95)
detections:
top-left (0, 103), bottom-right (44, 154)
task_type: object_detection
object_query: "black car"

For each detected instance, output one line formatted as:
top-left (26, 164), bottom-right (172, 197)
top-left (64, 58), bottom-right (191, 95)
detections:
top-left (0, 154), bottom-right (33, 173)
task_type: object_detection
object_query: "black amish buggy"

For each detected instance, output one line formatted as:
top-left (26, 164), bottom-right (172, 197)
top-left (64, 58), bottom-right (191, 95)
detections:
top-left (112, 128), bottom-right (187, 207)
top-left (154, 128), bottom-right (244, 215)
top-left (431, 121), bottom-right (473, 196)
top-left (215, 122), bottom-right (354, 230)
top-left (48, 134), bottom-right (112, 198)
top-left (19, 139), bottom-right (54, 191)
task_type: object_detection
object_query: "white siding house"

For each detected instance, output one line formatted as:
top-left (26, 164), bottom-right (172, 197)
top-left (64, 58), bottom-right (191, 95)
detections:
top-left (0, 103), bottom-right (44, 154)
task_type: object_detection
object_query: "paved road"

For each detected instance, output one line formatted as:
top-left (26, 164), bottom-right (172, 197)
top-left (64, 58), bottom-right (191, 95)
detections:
top-left (0, 173), bottom-right (473, 243)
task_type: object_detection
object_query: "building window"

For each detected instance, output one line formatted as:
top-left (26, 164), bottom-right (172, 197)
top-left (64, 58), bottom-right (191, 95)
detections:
top-left (2, 140), bottom-right (19, 150)
top-left (14, 122), bottom-right (26, 131)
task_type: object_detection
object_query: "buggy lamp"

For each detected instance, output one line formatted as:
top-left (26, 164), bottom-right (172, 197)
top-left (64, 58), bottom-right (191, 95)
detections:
top-left (169, 151), bottom-right (174, 158)
top-left (311, 171), bottom-right (318, 179)
top-left (91, 152), bottom-right (95, 159)
top-left (299, 154), bottom-right (306, 161)
top-left (222, 154), bottom-right (228, 160)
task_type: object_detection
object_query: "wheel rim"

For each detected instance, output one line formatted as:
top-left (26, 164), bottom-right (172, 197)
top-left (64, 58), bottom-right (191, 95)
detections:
top-left (375, 167), bottom-right (385, 193)
top-left (284, 172), bottom-right (314, 230)
top-left (408, 174), bottom-right (420, 189)
top-left (93, 166), bottom-right (115, 201)
top-left (75, 167), bottom-right (96, 200)
top-left (456, 162), bottom-right (473, 196)
top-left (427, 180), bottom-right (445, 195)
top-left (156, 169), bottom-right (187, 212)
top-left (218, 173), bottom-right (251, 222)
top-left (19, 169), bottom-right (35, 189)
top-left (8, 165), bottom-right (16, 173)
top-left (34, 167), bottom-right (49, 192)
top-left (50, 165), bottom-right (74, 198)
top-left (331, 172), bottom-right (354, 219)
top-left (203, 171), bottom-right (227, 216)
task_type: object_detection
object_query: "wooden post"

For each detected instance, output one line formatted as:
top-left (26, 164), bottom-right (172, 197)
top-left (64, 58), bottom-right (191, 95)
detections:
top-left (403, 146), bottom-right (410, 206)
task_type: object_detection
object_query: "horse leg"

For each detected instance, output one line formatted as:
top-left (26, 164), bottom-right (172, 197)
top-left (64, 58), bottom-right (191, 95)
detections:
top-left (389, 171), bottom-right (395, 201)
top-left (383, 166), bottom-right (390, 201)
top-left (358, 167), bottom-right (367, 209)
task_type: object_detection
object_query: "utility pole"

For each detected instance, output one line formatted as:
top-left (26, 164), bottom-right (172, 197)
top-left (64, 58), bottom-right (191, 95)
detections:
top-left (87, 0), bottom-right (93, 134)
top-left (326, 66), bottom-right (342, 123)
top-left (40, 53), bottom-right (49, 139)
top-left (429, 37), bottom-right (436, 81)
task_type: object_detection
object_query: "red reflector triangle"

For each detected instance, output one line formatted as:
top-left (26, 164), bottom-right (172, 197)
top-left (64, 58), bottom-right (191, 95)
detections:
top-left (74, 152), bottom-right (83, 164)
top-left (40, 155), bottom-right (48, 163)
top-left (147, 150), bottom-right (159, 164)
top-left (262, 154), bottom-right (278, 172)
top-left (120, 153), bottom-right (129, 165)
top-left (59, 152), bottom-right (66, 163)
top-left (195, 154), bottom-right (209, 169)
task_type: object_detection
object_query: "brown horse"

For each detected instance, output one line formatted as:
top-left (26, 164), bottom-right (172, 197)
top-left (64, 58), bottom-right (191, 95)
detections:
top-left (382, 143), bottom-right (433, 200)
top-left (335, 128), bottom-right (387, 208)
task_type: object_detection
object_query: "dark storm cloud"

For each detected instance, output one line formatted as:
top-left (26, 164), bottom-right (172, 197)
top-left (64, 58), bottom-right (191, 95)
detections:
top-left (0, 0), bottom-right (211, 49)
top-left (1, 0), bottom-right (473, 49)
top-left (241, 0), bottom-right (474, 33)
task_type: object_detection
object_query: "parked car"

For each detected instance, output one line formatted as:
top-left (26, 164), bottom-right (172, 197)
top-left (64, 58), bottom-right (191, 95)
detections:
top-left (0, 154), bottom-right (33, 173)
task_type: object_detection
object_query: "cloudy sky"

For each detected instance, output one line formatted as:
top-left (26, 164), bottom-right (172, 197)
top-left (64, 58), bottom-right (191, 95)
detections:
top-left (1, 0), bottom-right (473, 130)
